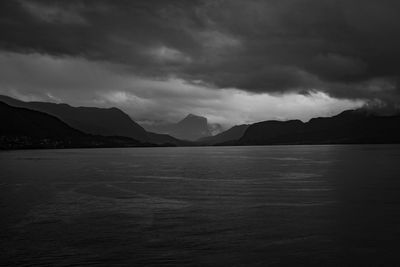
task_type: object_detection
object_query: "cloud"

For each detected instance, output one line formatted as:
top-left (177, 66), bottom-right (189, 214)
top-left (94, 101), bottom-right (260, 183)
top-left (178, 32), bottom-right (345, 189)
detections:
top-left (19, 0), bottom-right (87, 25)
top-left (1, 1), bottom-right (399, 94)
top-left (148, 46), bottom-right (192, 64)
top-left (0, 0), bottom-right (399, 120)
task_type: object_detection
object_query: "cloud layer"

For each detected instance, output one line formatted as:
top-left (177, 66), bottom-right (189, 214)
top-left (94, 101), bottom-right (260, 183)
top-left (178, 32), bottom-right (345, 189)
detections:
top-left (0, 0), bottom-right (399, 124)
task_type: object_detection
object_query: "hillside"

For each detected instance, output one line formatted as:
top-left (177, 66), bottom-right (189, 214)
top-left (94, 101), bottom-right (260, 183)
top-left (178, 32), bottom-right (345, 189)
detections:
top-left (0, 102), bottom-right (146, 149)
top-left (0, 95), bottom-right (187, 145)
top-left (0, 95), bottom-right (148, 141)
top-left (238, 110), bottom-right (400, 145)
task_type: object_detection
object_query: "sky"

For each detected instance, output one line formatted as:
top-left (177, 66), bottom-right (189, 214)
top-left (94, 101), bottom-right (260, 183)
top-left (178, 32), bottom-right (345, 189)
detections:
top-left (0, 0), bottom-right (399, 127)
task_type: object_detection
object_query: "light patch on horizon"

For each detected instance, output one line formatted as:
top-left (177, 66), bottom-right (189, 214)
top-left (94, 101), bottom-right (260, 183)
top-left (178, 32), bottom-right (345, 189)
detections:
top-left (221, 90), bottom-right (364, 125)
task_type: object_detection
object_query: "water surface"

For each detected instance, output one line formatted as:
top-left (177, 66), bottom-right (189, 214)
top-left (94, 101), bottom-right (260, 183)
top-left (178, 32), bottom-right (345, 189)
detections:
top-left (1, 145), bottom-right (400, 266)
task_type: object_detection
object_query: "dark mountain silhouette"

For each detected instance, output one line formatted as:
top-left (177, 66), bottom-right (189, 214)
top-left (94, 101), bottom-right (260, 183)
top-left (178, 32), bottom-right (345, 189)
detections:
top-left (237, 109), bottom-right (400, 145)
top-left (0, 95), bottom-right (148, 141)
top-left (174, 114), bottom-right (211, 140)
top-left (0, 95), bottom-right (186, 146)
top-left (145, 114), bottom-right (212, 141)
top-left (3, 94), bottom-right (400, 148)
top-left (198, 124), bottom-right (249, 145)
top-left (0, 101), bottom-right (84, 138)
top-left (0, 102), bottom-right (146, 149)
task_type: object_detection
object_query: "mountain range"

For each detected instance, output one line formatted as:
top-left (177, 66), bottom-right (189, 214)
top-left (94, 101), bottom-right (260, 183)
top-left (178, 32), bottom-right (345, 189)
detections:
top-left (0, 102), bottom-right (146, 149)
top-left (1, 95), bottom-right (400, 149)
top-left (237, 109), bottom-right (400, 145)
top-left (0, 95), bottom-right (186, 146)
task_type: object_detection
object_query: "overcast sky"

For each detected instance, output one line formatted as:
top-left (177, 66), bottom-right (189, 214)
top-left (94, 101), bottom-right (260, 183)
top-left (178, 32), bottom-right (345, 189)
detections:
top-left (1, 0), bottom-right (399, 127)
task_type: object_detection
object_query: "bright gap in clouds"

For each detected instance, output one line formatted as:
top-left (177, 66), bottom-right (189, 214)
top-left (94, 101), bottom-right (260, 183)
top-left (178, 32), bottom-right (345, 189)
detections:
top-left (0, 52), bottom-right (364, 128)
top-left (101, 85), bottom-right (364, 127)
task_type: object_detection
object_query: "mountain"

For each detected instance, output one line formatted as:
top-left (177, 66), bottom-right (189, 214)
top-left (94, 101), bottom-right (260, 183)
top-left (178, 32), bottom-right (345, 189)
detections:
top-left (0, 102), bottom-right (145, 149)
top-left (0, 95), bottom-right (148, 141)
top-left (0, 95), bottom-right (187, 146)
top-left (238, 109), bottom-right (400, 145)
top-left (144, 114), bottom-right (212, 141)
top-left (0, 101), bottom-right (84, 139)
top-left (173, 114), bottom-right (211, 140)
top-left (198, 124), bottom-right (249, 145)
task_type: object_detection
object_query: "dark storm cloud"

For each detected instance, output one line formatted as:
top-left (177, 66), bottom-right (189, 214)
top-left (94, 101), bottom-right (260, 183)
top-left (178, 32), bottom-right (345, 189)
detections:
top-left (1, 0), bottom-right (400, 104)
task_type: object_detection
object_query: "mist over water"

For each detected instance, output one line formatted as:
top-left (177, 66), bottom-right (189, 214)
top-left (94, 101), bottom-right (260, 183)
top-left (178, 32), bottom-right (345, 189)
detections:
top-left (1, 145), bottom-right (400, 266)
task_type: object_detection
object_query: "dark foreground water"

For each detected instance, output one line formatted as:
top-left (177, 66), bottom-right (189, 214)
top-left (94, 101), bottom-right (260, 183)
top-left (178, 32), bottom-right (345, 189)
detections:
top-left (1, 145), bottom-right (400, 266)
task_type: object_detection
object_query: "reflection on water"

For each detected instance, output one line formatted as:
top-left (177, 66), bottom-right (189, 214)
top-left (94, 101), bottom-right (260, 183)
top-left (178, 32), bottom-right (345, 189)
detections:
top-left (1, 145), bottom-right (400, 266)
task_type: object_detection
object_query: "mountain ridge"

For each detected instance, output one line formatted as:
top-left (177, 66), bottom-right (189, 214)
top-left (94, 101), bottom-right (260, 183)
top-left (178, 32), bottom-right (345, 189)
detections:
top-left (2, 95), bottom-right (400, 148)
top-left (0, 95), bottom-right (187, 146)
top-left (0, 101), bottom-right (150, 149)
top-left (237, 109), bottom-right (400, 145)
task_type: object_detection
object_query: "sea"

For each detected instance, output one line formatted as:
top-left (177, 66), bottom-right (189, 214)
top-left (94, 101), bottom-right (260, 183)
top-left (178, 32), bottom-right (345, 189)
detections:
top-left (1, 145), bottom-right (400, 266)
